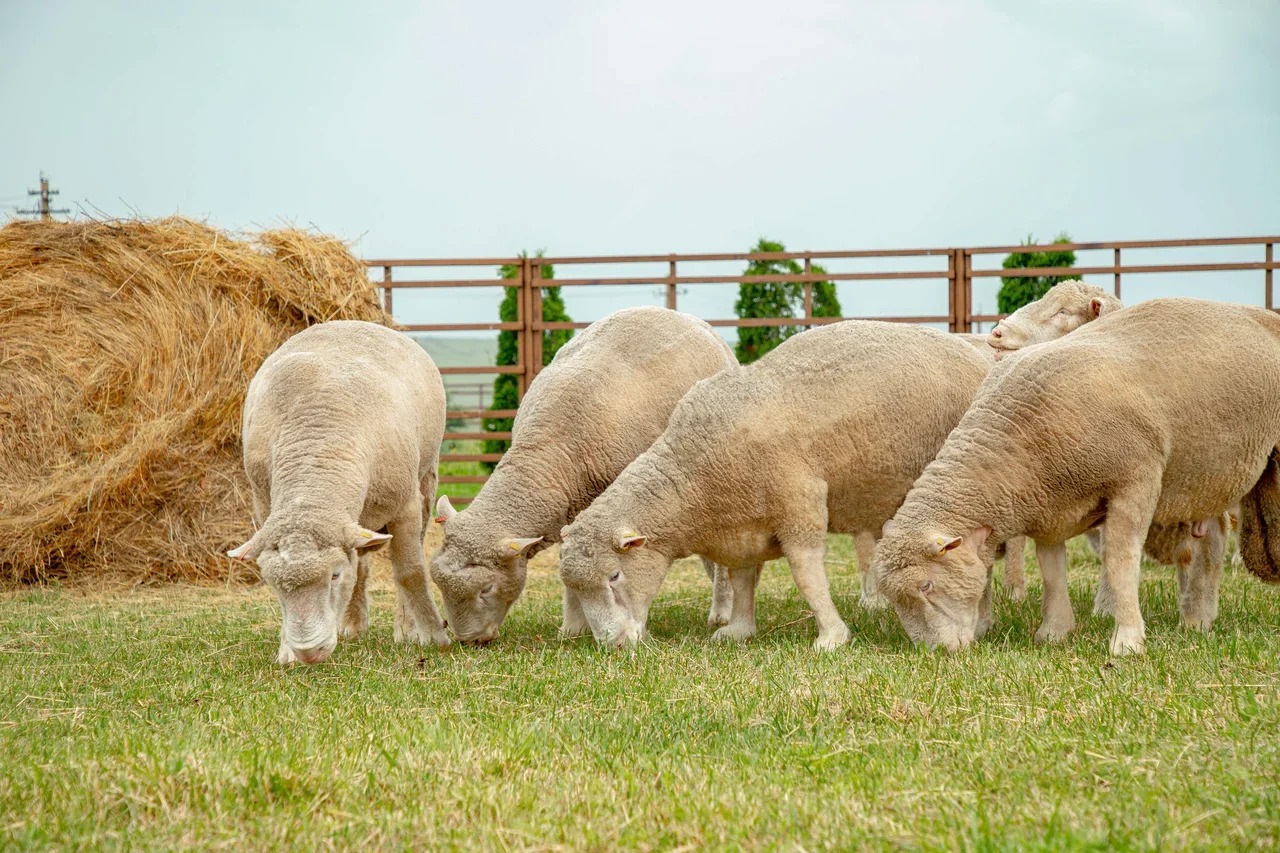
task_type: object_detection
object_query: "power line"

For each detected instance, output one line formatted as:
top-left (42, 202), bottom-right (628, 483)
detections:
top-left (16, 172), bottom-right (70, 220)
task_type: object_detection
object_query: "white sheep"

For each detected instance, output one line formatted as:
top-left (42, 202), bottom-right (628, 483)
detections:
top-left (986, 279), bottom-right (1117, 359)
top-left (992, 281), bottom-right (1230, 626)
top-left (872, 297), bottom-right (1280, 656)
top-left (228, 320), bottom-right (449, 664)
top-left (557, 320), bottom-right (994, 650)
top-left (861, 281), bottom-right (1122, 607)
top-left (430, 306), bottom-right (738, 644)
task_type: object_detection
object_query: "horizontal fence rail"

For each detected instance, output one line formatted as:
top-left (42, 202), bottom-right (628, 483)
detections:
top-left (368, 235), bottom-right (1279, 503)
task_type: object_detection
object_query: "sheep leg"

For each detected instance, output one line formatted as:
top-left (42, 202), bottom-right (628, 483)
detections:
top-left (703, 557), bottom-right (734, 627)
top-left (856, 531), bottom-right (887, 611)
top-left (1089, 528), bottom-right (1116, 616)
top-left (387, 503), bottom-right (450, 648)
top-left (339, 553), bottom-right (370, 640)
top-left (1101, 489), bottom-right (1158, 656)
top-left (782, 538), bottom-right (852, 652)
top-left (976, 569), bottom-right (995, 639)
top-left (1003, 535), bottom-right (1027, 602)
top-left (1033, 541), bottom-right (1074, 643)
top-left (1092, 573), bottom-right (1116, 617)
top-left (1180, 521), bottom-right (1224, 632)
top-left (277, 603), bottom-right (297, 665)
top-left (712, 564), bottom-right (761, 643)
top-left (559, 586), bottom-right (590, 638)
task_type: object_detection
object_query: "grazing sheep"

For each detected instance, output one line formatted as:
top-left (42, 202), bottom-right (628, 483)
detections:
top-left (993, 280), bottom-right (1227, 625)
top-left (557, 320), bottom-right (993, 650)
top-left (228, 320), bottom-right (449, 664)
top-left (430, 307), bottom-right (738, 644)
top-left (872, 298), bottom-right (1280, 656)
top-left (866, 282), bottom-right (1122, 607)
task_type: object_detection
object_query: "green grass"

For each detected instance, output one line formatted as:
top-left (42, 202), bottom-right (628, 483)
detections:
top-left (438, 439), bottom-right (486, 503)
top-left (3, 537), bottom-right (1279, 850)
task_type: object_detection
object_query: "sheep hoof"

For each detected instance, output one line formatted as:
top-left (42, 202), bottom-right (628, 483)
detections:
top-left (711, 623), bottom-right (756, 643)
top-left (339, 616), bottom-right (367, 641)
top-left (395, 621), bottom-right (451, 648)
top-left (1092, 596), bottom-right (1115, 618)
top-left (706, 608), bottom-right (732, 627)
top-left (1180, 610), bottom-right (1216, 633)
top-left (813, 623), bottom-right (851, 652)
top-left (1006, 585), bottom-right (1027, 603)
top-left (1034, 620), bottom-right (1073, 644)
top-left (1109, 625), bottom-right (1146, 656)
top-left (559, 621), bottom-right (591, 639)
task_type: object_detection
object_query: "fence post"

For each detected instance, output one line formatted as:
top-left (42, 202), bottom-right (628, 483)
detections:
top-left (517, 255), bottom-right (533, 399)
top-left (1114, 248), bottom-right (1122, 299)
top-left (803, 255), bottom-right (813, 330)
top-left (666, 259), bottom-right (678, 310)
top-left (531, 258), bottom-right (544, 381)
top-left (947, 250), bottom-right (959, 333)
top-left (1267, 243), bottom-right (1274, 312)
top-left (382, 265), bottom-right (393, 316)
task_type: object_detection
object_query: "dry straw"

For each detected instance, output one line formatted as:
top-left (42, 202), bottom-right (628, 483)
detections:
top-left (0, 217), bottom-right (389, 585)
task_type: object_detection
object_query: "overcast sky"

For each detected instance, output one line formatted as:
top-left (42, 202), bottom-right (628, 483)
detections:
top-left (3, 0), bottom-right (1277, 329)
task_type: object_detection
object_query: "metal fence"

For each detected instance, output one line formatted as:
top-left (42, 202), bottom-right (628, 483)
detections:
top-left (366, 235), bottom-right (1279, 501)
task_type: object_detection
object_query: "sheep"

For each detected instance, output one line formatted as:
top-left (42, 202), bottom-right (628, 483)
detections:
top-left (557, 320), bottom-right (994, 650)
top-left (871, 297), bottom-right (1280, 656)
top-left (863, 281), bottom-right (1123, 607)
top-left (990, 281), bottom-right (1228, 625)
top-left (986, 279), bottom-right (1119, 360)
top-left (227, 320), bottom-right (449, 664)
top-left (429, 306), bottom-right (738, 644)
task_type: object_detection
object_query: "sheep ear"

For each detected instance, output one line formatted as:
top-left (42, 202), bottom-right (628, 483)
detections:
top-left (934, 535), bottom-right (963, 555)
top-left (616, 529), bottom-right (647, 551)
top-left (227, 535), bottom-right (262, 561)
top-left (934, 526), bottom-right (991, 555)
top-left (1090, 297), bottom-right (1105, 317)
top-left (435, 495), bottom-right (458, 525)
top-left (353, 527), bottom-right (392, 553)
top-left (502, 536), bottom-right (543, 557)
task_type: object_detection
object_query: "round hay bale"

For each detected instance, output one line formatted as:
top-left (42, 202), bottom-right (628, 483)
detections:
top-left (0, 217), bottom-right (390, 585)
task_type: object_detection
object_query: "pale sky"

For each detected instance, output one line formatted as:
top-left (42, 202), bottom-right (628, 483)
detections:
top-left (3, 0), bottom-right (1277, 330)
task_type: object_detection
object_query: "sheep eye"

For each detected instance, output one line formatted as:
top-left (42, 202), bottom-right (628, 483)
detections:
top-left (608, 571), bottom-right (621, 583)
top-left (919, 580), bottom-right (934, 595)
top-left (481, 583), bottom-right (497, 596)
top-left (331, 571), bottom-right (342, 582)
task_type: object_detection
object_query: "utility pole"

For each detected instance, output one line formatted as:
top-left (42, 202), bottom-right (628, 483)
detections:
top-left (17, 172), bottom-right (70, 220)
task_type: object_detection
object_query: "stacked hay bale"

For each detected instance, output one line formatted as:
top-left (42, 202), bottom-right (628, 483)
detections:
top-left (0, 217), bottom-right (390, 584)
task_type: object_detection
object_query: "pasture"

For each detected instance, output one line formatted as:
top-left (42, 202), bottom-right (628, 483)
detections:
top-left (3, 536), bottom-right (1278, 849)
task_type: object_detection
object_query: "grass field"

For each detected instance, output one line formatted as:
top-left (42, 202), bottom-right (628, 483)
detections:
top-left (438, 439), bottom-right (488, 504)
top-left (3, 536), bottom-right (1279, 850)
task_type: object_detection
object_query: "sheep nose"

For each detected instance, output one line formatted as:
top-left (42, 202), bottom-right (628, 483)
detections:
top-left (991, 327), bottom-right (1003, 338)
top-left (294, 644), bottom-right (333, 665)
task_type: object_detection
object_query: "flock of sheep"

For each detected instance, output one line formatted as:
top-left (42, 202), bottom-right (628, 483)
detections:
top-left (227, 284), bottom-right (1280, 664)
